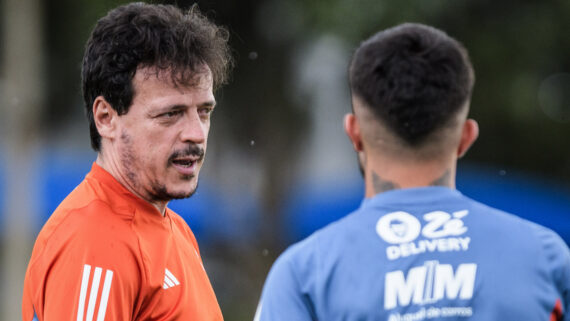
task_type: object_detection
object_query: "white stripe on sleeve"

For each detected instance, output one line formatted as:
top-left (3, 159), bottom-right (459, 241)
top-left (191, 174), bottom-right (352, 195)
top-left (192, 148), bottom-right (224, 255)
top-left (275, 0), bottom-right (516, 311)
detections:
top-left (95, 270), bottom-right (113, 321)
top-left (75, 265), bottom-right (115, 321)
top-left (76, 264), bottom-right (92, 321)
top-left (85, 267), bottom-right (102, 321)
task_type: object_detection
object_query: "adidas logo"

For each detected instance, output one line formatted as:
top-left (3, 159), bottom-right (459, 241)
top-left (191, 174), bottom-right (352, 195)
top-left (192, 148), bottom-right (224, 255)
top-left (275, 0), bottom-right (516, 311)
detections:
top-left (163, 268), bottom-right (180, 289)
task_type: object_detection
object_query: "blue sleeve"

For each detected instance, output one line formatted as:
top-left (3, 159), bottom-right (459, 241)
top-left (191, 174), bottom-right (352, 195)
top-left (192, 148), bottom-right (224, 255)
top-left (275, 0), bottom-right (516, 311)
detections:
top-left (254, 244), bottom-right (318, 321)
top-left (538, 227), bottom-right (570, 320)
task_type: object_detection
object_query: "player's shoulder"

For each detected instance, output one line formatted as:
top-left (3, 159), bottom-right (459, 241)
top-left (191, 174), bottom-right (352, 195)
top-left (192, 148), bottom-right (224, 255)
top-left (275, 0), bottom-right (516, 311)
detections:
top-left (27, 201), bottom-right (143, 292)
top-left (45, 175), bottom-right (136, 227)
top-left (297, 207), bottom-right (365, 252)
top-left (465, 196), bottom-right (569, 257)
top-left (277, 210), bottom-right (360, 268)
top-left (31, 190), bottom-right (140, 267)
top-left (468, 197), bottom-right (562, 238)
top-left (488, 205), bottom-right (570, 282)
top-left (45, 194), bottom-right (135, 239)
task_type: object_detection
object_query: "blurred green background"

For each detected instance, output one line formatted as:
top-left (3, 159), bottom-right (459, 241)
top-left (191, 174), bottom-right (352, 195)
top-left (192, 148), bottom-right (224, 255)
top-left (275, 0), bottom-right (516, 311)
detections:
top-left (1, 0), bottom-right (569, 320)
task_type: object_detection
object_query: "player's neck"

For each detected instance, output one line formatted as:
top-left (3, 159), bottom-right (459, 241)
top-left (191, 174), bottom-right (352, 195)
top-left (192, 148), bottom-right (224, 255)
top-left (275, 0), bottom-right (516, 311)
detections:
top-left (363, 157), bottom-right (457, 198)
top-left (95, 154), bottom-right (168, 215)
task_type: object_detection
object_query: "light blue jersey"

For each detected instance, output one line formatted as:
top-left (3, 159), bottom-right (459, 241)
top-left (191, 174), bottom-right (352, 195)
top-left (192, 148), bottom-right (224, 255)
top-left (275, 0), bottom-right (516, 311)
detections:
top-left (255, 187), bottom-right (570, 321)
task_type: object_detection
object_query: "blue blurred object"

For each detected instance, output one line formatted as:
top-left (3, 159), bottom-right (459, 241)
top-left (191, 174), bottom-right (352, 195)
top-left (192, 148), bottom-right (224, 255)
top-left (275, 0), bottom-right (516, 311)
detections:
top-left (283, 164), bottom-right (570, 245)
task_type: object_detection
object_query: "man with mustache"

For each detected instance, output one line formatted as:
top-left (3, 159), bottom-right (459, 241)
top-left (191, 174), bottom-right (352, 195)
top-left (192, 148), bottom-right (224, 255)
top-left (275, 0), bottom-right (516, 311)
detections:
top-left (22, 3), bottom-right (232, 320)
top-left (255, 23), bottom-right (570, 320)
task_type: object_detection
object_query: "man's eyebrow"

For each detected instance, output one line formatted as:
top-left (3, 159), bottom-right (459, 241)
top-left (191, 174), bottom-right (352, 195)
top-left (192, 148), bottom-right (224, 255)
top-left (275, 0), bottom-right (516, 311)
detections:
top-left (150, 100), bottom-right (216, 115)
top-left (154, 104), bottom-right (187, 113)
top-left (198, 100), bottom-right (216, 108)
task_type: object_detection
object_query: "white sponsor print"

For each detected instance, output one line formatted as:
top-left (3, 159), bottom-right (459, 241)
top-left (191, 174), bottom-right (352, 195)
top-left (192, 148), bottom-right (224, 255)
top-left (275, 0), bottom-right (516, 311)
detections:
top-left (376, 210), bottom-right (470, 260)
top-left (386, 237), bottom-right (471, 260)
top-left (388, 306), bottom-right (473, 321)
top-left (384, 260), bottom-right (477, 310)
top-left (76, 264), bottom-right (114, 321)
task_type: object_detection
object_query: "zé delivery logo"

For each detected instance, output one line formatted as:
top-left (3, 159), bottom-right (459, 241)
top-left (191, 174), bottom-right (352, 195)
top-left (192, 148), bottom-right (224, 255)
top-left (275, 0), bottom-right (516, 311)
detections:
top-left (377, 210), bottom-right (477, 316)
top-left (376, 210), bottom-right (471, 260)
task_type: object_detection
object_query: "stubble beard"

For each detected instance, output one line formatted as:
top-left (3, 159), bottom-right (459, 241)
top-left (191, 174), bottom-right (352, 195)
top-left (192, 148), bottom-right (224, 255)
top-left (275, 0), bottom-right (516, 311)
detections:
top-left (149, 180), bottom-right (198, 202)
top-left (120, 130), bottom-right (202, 203)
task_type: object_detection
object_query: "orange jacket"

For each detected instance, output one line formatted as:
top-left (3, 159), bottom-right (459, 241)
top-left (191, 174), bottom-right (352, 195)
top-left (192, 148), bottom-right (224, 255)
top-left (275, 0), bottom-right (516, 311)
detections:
top-left (23, 163), bottom-right (223, 321)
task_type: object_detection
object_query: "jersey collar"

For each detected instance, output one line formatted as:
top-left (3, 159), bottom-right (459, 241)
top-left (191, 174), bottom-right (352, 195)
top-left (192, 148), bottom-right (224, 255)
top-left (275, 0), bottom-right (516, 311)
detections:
top-left (360, 186), bottom-right (464, 210)
top-left (87, 162), bottom-right (170, 220)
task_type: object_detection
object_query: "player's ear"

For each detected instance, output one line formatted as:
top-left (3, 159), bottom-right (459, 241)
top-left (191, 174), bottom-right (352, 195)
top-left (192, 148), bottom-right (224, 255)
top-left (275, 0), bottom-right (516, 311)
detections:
top-left (344, 113), bottom-right (364, 152)
top-left (93, 96), bottom-right (119, 140)
top-left (457, 119), bottom-right (479, 158)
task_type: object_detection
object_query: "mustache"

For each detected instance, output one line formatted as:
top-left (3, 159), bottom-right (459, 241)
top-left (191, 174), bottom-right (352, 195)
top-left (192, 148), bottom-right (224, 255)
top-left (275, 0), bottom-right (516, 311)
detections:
top-left (168, 145), bottom-right (205, 163)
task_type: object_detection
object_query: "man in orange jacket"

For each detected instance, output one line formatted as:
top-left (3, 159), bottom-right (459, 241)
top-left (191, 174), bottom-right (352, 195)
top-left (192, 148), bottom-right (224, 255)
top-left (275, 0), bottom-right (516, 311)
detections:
top-left (22, 3), bottom-right (232, 320)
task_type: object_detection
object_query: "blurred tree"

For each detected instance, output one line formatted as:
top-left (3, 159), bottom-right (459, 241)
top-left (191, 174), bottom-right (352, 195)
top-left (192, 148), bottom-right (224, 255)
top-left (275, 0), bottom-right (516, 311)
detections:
top-left (0, 0), bottom-right (44, 319)
top-left (43, 0), bottom-right (131, 129)
top-left (286, 0), bottom-right (570, 181)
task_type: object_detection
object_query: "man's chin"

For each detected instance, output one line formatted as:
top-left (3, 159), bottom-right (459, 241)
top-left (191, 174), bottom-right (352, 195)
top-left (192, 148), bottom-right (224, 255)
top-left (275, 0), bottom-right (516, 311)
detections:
top-left (167, 182), bottom-right (199, 199)
top-left (168, 189), bottom-right (196, 200)
top-left (151, 183), bottom-right (198, 202)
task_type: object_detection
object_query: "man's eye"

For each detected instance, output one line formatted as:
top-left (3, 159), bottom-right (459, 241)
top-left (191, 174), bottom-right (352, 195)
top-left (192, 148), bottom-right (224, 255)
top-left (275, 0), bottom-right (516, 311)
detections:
top-left (199, 108), bottom-right (213, 116)
top-left (162, 110), bottom-right (182, 118)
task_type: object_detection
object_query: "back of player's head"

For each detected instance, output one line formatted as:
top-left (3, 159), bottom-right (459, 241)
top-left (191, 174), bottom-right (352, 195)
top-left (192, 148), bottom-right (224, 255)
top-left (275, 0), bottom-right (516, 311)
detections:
top-left (349, 23), bottom-right (474, 148)
top-left (82, 2), bottom-right (233, 151)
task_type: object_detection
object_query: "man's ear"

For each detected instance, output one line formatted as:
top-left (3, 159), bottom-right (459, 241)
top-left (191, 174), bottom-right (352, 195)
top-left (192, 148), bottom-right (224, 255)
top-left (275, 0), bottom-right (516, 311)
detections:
top-left (344, 113), bottom-right (364, 152)
top-left (457, 119), bottom-right (479, 158)
top-left (93, 96), bottom-right (119, 140)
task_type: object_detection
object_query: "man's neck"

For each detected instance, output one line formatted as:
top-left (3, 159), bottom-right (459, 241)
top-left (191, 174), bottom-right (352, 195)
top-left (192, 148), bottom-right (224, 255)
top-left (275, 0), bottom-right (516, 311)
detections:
top-left (364, 159), bottom-right (456, 198)
top-left (95, 154), bottom-right (168, 215)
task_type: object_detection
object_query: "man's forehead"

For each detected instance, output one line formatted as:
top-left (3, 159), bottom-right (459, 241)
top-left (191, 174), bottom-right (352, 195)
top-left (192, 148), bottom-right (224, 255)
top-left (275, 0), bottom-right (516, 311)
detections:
top-left (129, 65), bottom-right (215, 108)
top-left (135, 65), bottom-right (213, 89)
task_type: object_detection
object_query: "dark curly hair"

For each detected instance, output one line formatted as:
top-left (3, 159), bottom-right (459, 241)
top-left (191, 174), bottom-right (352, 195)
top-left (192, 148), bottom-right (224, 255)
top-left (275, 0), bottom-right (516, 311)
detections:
top-left (82, 2), bottom-right (233, 151)
top-left (349, 23), bottom-right (474, 147)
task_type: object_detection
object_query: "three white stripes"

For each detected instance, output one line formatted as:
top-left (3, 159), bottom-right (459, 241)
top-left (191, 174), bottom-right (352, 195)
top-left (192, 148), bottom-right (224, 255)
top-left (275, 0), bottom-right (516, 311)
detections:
top-left (163, 268), bottom-right (180, 289)
top-left (77, 264), bottom-right (113, 321)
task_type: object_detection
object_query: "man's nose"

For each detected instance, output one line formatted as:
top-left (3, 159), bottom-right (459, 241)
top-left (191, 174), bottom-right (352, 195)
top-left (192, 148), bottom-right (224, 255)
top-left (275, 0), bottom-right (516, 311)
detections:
top-left (180, 111), bottom-right (206, 144)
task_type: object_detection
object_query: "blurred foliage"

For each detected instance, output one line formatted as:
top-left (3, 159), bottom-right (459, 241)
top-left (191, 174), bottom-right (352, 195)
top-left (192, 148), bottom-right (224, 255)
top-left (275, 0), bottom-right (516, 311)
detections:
top-left (41, 0), bottom-right (570, 181)
top-left (285, 0), bottom-right (570, 180)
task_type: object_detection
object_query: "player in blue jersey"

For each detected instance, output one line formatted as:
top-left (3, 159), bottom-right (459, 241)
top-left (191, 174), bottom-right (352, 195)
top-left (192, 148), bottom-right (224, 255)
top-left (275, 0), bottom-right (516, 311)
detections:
top-left (254, 23), bottom-right (570, 321)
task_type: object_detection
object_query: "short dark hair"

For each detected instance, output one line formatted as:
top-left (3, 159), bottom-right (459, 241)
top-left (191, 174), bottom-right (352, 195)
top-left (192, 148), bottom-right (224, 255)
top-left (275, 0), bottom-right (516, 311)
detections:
top-left (82, 2), bottom-right (233, 151)
top-left (349, 23), bottom-right (474, 146)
